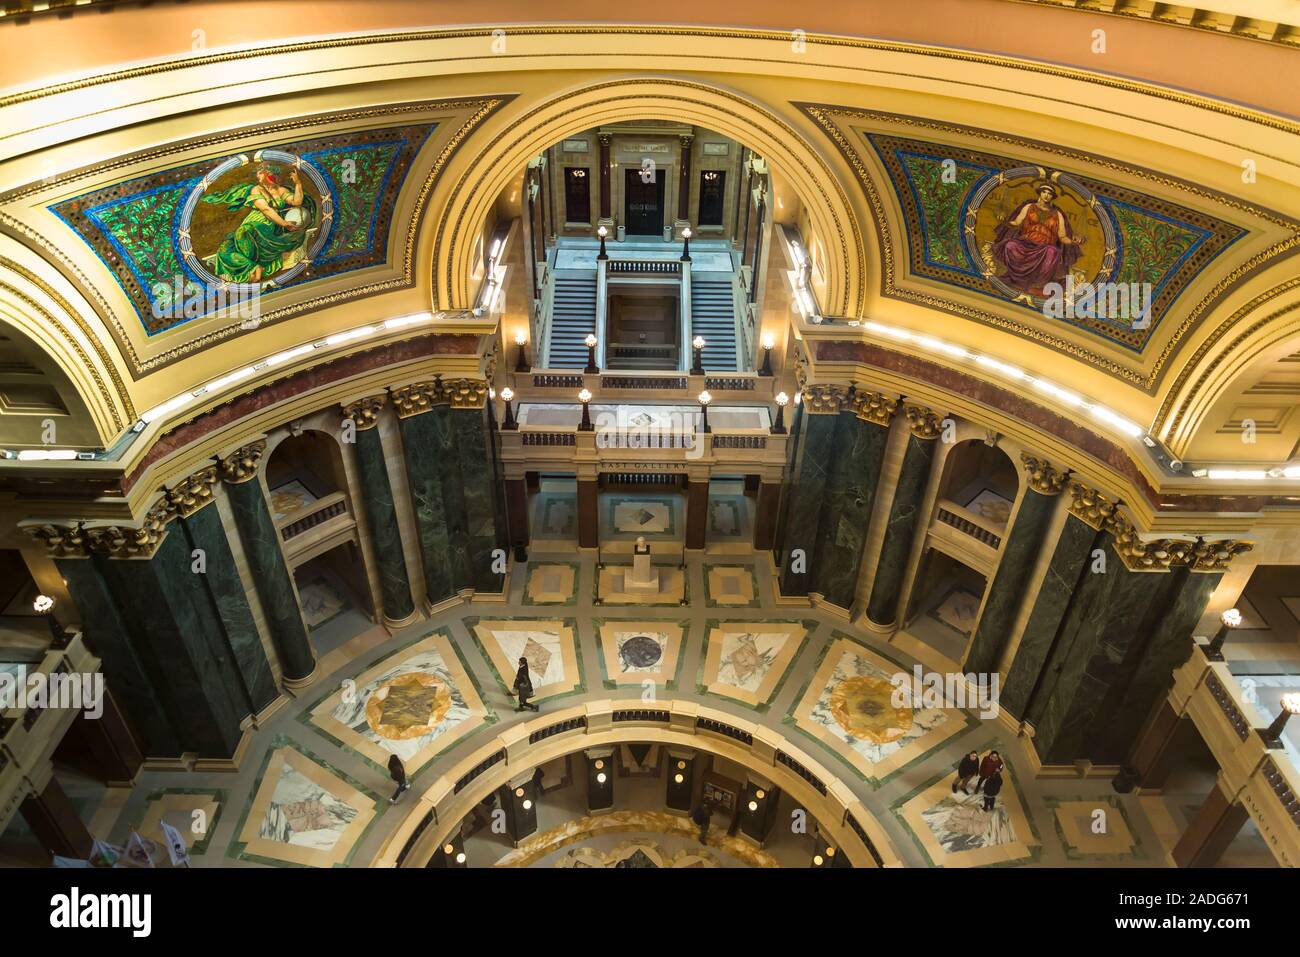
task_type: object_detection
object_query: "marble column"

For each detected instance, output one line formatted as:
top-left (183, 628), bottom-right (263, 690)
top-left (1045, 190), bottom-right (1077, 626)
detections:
top-left (1000, 494), bottom-right (1106, 720)
top-left (1172, 778), bottom-right (1249, 868)
top-left (1027, 508), bottom-right (1233, 765)
top-left (597, 133), bottom-right (612, 222)
top-left (344, 395), bottom-right (417, 625)
top-left (865, 405), bottom-right (943, 628)
top-left (20, 777), bottom-right (92, 860)
top-left (685, 479), bottom-right (709, 550)
top-left (451, 402), bottom-right (508, 593)
top-left (752, 480), bottom-right (781, 551)
top-left (962, 454), bottom-right (1067, 675)
top-left (777, 387), bottom-right (844, 597)
top-left (393, 384), bottom-right (455, 605)
top-left (505, 477), bottom-right (530, 562)
top-left (676, 133), bottom-right (694, 223)
top-left (749, 197), bottom-right (766, 305)
top-left (814, 393), bottom-right (892, 610)
top-left (577, 479), bottom-right (599, 549)
top-left (220, 442), bottom-right (316, 685)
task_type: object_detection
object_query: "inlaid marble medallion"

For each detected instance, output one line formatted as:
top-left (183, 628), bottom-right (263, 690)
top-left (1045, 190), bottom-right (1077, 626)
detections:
top-left (472, 619), bottom-right (583, 701)
top-left (308, 630), bottom-right (488, 771)
top-left (1050, 797), bottom-right (1137, 858)
top-left (524, 563), bottom-right (578, 605)
top-left (237, 745), bottom-right (376, 867)
top-left (790, 635), bottom-right (969, 781)
top-left (705, 565), bottom-right (758, 607)
top-left (611, 497), bottom-right (675, 535)
top-left (597, 620), bottom-right (685, 688)
top-left (896, 771), bottom-right (1037, 867)
top-left (699, 622), bottom-right (807, 709)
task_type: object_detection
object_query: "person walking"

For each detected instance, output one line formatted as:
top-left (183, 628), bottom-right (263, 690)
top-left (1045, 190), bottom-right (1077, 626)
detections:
top-left (952, 750), bottom-right (980, 795)
top-left (982, 770), bottom-right (1004, 812)
top-left (691, 800), bottom-right (713, 845)
top-left (388, 753), bottom-right (410, 804)
top-left (513, 656), bottom-right (540, 712)
top-left (975, 750), bottom-right (1004, 793)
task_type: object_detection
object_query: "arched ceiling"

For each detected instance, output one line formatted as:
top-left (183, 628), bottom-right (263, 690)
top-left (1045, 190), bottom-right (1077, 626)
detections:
top-left (1, 1), bottom-right (1298, 521)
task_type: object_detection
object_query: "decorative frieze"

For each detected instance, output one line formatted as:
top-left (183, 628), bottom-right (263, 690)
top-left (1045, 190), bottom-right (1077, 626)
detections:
top-left (802, 383), bottom-right (849, 414)
top-left (904, 404), bottom-right (943, 439)
top-left (851, 390), bottom-right (898, 427)
top-left (1068, 481), bottom-right (1122, 531)
top-left (1020, 453), bottom-right (1068, 496)
top-left (216, 440), bottom-right (267, 485)
top-left (161, 465), bottom-right (220, 518)
top-left (342, 394), bottom-right (388, 431)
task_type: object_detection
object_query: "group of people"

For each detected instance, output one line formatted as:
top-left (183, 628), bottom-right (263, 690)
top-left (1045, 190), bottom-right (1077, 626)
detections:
top-left (952, 749), bottom-right (1004, 812)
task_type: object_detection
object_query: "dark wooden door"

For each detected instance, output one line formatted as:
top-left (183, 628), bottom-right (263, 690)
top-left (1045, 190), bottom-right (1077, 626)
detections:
top-left (624, 168), bottom-right (665, 235)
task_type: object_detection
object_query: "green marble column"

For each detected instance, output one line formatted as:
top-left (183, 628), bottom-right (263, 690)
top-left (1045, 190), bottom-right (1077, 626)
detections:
top-left (813, 411), bottom-right (888, 609)
top-left (865, 408), bottom-right (941, 627)
top-left (396, 406), bottom-right (455, 605)
top-left (430, 405), bottom-right (473, 589)
top-left (224, 467), bottom-right (316, 683)
top-left (452, 404), bottom-right (507, 592)
top-left (58, 557), bottom-right (181, 757)
top-left (777, 395), bottom-right (842, 597)
top-left (349, 409), bottom-right (416, 623)
top-left (999, 510), bottom-right (1100, 719)
top-left (94, 530), bottom-right (247, 758)
top-left (962, 456), bottom-right (1067, 675)
top-left (179, 503), bottom-right (279, 712)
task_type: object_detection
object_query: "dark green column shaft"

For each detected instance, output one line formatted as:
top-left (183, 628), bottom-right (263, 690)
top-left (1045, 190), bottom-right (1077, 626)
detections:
top-left (352, 424), bottom-right (416, 622)
top-left (58, 558), bottom-right (181, 757)
top-left (93, 532), bottom-right (247, 758)
top-left (430, 406), bottom-right (472, 589)
top-left (865, 430), bottom-right (939, 627)
top-left (962, 485), bottom-right (1060, 674)
top-left (452, 405), bottom-right (508, 593)
top-left (179, 504), bottom-right (278, 712)
top-left (1000, 512), bottom-right (1100, 718)
top-left (777, 408), bottom-right (839, 596)
top-left (225, 476), bottom-right (316, 682)
top-left (397, 410), bottom-right (455, 605)
top-left (814, 413), bottom-right (888, 609)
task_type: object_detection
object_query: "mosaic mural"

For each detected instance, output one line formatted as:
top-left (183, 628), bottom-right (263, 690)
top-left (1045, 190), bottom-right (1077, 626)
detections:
top-left (52, 123), bottom-right (437, 335)
top-left (861, 131), bottom-right (1246, 353)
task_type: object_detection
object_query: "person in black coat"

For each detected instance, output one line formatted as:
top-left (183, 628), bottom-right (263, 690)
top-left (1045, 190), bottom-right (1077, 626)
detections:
top-left (952, 750), bottom-right (980, 794)
top-left (513, 657), bottom-right (540, 712)
top-left (388, 753), bottom-right (409, 804)
top-left (690, 800), bottom-right (713, 844)
top-left (982, 770), bottom-right (1004, 812)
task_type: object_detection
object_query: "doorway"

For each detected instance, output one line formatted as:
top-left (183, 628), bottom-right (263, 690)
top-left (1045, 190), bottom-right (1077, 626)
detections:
top-left (624, 168), bottom-right (665, 235)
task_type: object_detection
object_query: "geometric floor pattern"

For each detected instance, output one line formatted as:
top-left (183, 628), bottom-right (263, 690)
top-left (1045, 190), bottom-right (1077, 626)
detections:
top-left (100, 548), bottom-right (1183, 868)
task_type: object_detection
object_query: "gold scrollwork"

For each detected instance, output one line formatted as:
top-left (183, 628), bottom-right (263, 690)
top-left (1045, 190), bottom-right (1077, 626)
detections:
top-left (1020, 453), bottom-right (1068, 496)
top-left (216, 440), bottom-right (267, 484)
top-left (342, 394), bottom-right (388, 430)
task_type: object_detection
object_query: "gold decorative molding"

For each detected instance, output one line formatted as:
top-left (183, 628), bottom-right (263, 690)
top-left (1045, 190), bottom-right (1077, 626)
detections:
top-left (1020, 453), bottom-right (1068, 496)
top-left (23, 523), bottom-right (87, 558)
top-left (1068, 481), bottom-right (1122, 531)
top-left (851, 389), bottom-right (899, 427)
top-left (904, 404), bottom-right (944, 439)
top-left (161, 465), bottom-right (219, 519)
top-left (441, 377), bottom-right (489, 410)
top-left (802, 383), bottom-right (850, 414)
top-left (390, 381), bottom-right (440, 418)
top-left (1004, 0), bottom-right (1300, 49)
top-left (216, 440), bottom-right (267, 485)
top-left (342, 394), bottom-right (388, 431)
top-left (1186, 538), bottom-right (1253, 573)
top-left (1108, 513), bottom-right (1194, 572)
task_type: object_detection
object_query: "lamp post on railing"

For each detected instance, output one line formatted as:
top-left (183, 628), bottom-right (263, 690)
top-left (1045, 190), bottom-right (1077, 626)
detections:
top-left (771, 392), bottom-right (789, 434)
top-left (1262, 692), bottom-right (1300, 749)
top-left (500, 387), bottom-right (517, 430)
top-left (1204, 607), bottom-right (1242, 661)
top-left (584, 334), bottom-right (599, 374)
top-left (578, 388), bottom-right (594, 431)
top-left (34, 594), bottom-right (70, 648)
top-left (691, 335), bottom-right (706, 375)
top-left (698, 390), bottom-right (712, 434)
top-left (597, 224), bottom-right (609, 261)
top-left (681, 226), bottom-right (692, 263)
top-left (759, 332), bottom-right (775, 376)
top-left (514, 330), bottom-right (530, 373)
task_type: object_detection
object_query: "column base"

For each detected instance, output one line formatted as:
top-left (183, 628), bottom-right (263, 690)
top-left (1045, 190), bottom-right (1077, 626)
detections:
top-left (424, 593), bottom-right (467, 617)
top-left (282, 663), bottom-right (319, 694)
top-left (383, 608), bottom-right (423, 633)
top-left (859, 615), bottom-right (898, 639)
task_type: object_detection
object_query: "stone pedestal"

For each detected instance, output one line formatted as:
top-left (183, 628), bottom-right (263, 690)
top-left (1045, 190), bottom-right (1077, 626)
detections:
top-left (626, 539), bottom-right (659, 593)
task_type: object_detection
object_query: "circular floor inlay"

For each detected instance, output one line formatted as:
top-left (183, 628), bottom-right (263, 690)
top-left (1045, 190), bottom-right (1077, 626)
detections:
top-left (365, 673), bottom-right (451, 740)
top-left (829, 675), bottom-right (913, 744)
top-left (619, 635), bottom-right (664, 669)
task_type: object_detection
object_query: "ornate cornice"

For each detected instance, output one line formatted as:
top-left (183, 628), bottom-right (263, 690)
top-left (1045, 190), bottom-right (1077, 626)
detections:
top-left (161, 465), bottom-right (220, 519)
top-left (1186, 538), bottom-right (1253, 573)
top-left (851, 389), bottom-right (898, 427)
top-left (342, 394), bottom-right (388, 431)
top-left (23, 523), bottom-right (87, 559)
top-left (904, 404), bottom-right (944, 439)
top-left (802, 383), bottom-right (849, 414)
top-left (216, 440), bottom-right (267, 485)
top-left (1020, 453), bottom-right (1068, 496)
top-left (390, 381), bottom-right (440, 418)
top-left (1108, 513), bottom-right (1195, 572)
top-left (441, 377), bottom-right (490, 409)
top-left (1068, 481), bottom-right (1123, 531)
top-left (24, 498), bottom-right (173, 560)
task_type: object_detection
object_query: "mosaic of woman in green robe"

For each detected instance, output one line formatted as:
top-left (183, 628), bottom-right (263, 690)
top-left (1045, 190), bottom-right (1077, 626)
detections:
top-left (202, 162), bottom-right (316, 283)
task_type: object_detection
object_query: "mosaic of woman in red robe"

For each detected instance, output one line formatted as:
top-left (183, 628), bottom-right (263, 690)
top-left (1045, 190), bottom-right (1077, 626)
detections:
top-left (990, 181), bottom-right (1084, 297)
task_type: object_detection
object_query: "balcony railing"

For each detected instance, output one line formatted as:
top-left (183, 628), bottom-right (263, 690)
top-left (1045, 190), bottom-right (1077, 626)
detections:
top-left (607, 259), bottom-right (681, 274)
top-left (278, 490), bottom-right (349, 542)
top-left (934, 504), bottom-right (1004, 550)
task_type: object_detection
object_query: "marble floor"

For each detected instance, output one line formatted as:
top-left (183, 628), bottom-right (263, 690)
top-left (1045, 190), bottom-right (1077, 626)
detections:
top-left (18, 545), bottom-right (1275, 869)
